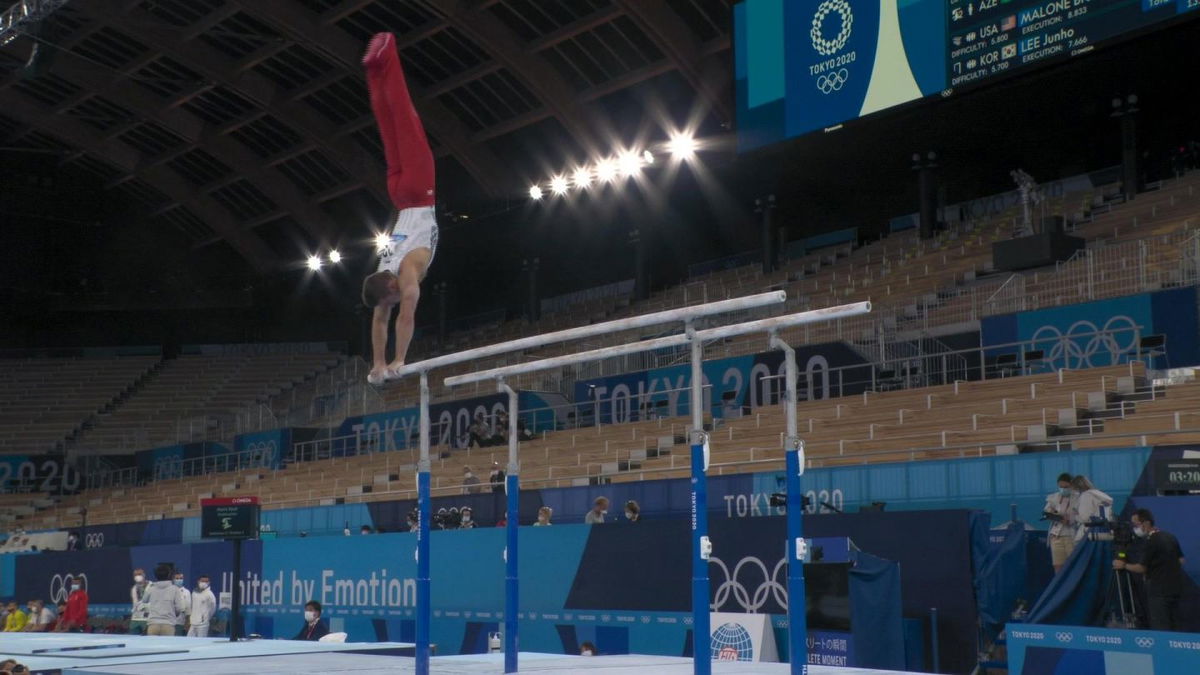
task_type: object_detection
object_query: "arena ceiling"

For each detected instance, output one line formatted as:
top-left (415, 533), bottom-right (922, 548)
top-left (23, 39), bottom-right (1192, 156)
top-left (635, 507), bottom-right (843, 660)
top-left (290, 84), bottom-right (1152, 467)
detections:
top-left (0, 0), bottom-right (734, 277)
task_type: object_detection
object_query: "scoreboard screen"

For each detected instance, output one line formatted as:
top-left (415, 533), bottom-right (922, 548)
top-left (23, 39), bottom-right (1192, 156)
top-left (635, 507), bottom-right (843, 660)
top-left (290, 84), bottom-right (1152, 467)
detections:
top-left (734, 0), bottom-right (1200, 151)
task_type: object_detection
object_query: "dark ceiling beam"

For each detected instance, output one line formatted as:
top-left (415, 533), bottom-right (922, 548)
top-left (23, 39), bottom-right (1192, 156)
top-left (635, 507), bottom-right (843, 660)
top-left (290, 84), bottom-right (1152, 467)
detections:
top-left (233, 0), bottom-right (513, 198)
top-left (578, 61), bottom-right (675, 103)
top-left (420, 0), bottom-right (603, 158)
top-left (85, 0), bottom-right (388, 202)
top-left (419, 60), bottom-right (502, 100)
top-left (2, 91), bottom-right (278, 273)
top-left (613, 0), bottom-right (733, 125)
top-left (27, 52), bottom-right (335, 241)
top-left (525, 5), bottom-right (623, 54)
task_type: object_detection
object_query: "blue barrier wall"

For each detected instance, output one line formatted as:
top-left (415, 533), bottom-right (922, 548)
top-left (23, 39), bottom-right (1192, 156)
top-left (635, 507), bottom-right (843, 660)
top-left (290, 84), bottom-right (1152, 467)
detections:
top-left (7, 515), bottom-right (931, 669)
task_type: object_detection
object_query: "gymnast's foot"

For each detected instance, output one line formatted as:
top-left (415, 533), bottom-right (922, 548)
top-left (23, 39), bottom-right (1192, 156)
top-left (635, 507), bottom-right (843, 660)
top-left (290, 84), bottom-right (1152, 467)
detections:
top-left (362, 32), bottom-right (392, 68)
top-left (385, 361), bottom-right (406, 380)
top-left (367, 365), bottom-right (389, 386)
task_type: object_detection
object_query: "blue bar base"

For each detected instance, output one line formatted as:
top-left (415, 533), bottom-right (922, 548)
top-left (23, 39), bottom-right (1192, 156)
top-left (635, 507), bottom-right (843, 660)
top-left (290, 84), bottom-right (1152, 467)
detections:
top-left (690, 442), bottom-right (711, 675)
top-left (416, 470), bottom-right (431, 675)
top-left (504, 473), bottom-right (519, 673)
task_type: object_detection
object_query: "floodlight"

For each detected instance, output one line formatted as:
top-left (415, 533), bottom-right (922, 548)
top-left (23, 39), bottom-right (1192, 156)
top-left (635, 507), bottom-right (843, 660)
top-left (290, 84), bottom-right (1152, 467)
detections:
top-left (328, 249), bottom-right (342, 264)
top-left (306, 255), bottom-right (322, 271)
top-left (594, 159), bottom-right (617, 183)
top-left (573, 167), bottom-right (592, 189)
top-left (668, 133), bottom-right (697, 159)
top-left (529, 185), bottom-right (544, 200)
top-left (618, 151), bottom-right (642, 177)
top-left (374, 232), bottom-right (390, 251)
top-left (550, 175), bottom-right (569, 195)
top-left (642, 150), bottom-right (655, 165)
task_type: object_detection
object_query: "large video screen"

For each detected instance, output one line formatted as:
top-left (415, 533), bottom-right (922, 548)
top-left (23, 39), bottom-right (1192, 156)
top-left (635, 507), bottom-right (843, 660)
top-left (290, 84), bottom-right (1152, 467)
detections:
top-left (734, 0), bottom-right (1200, 151)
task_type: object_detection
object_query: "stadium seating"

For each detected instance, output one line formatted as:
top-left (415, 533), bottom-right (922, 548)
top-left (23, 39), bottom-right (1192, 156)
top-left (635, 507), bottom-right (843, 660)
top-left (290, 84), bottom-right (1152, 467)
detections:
top-left (13, 361), bottom-right (1200, 532)
top-left (0, 356), bottom-right (160, 453)
top-left (68, 352), bottom-right (344, 454)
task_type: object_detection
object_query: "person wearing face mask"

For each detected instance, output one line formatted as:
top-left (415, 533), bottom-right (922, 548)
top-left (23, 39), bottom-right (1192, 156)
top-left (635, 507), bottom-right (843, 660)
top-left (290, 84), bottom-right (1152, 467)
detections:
top-left (579, 640), bottom-right (597, 656)
top-left (1113, 508), bottom-right (1186, 631)
top-left (1043, 473), bottom-right (1079, 573)
top-left (172, 572), bottom-right (191, 635)
top-left (459, 506), bottom-right (476, 529)
top-left (533, 506), bottom-right (553, 526)
top-left (624, 500), bottom-right (641, 523)
top-left (20, 599), bottom-right (54, 632)
top-left (187, 575), bottom-right (216, 637)
top-left (293, 601), bottom-right (329, 641)
top-left (1070, 475), bottom-right (1114, 542)
top-left (462, 465), bottom-right (482, 494)
top-left (53, 575), bottom-right (88, 632)
top-left (585, 496), bottom-right (609, 524)
top-left (144, 564), bottom-right (187, 636)
top-left (129, 568), bottom-right (150, 635)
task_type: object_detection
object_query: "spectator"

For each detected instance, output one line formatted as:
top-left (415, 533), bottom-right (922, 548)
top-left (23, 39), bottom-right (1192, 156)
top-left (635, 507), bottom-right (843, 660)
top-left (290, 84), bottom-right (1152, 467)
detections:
top-left (187, 575), bottom-right (216, 637)
top-left (488, 462), bottom-right (506, 494)
top-left (462, 466), bottom-right (482, 494)
top-left (1043, 473), bottom-right (1078, 573)
top-left (517, 417), bottom-right (534, 441)
top-left (459, 507), bottom-right (477, 529)
top-left (293, 601), bottom-right (329, 641)
top-left (144, 564), bottom-right (187, 636)
top-left (580, 640), bottom-right (597, 656)
top-left (52, 602), bottom-right (67, 631)
top-left (66, 531), bottom-right (80, 551)
top-left (495, 513), bottom-right (507, 527)
top-left (173, 571), bottom-right (191, 636)
top-left (585, 497), bottom-right (609, 524)
top-left (129, 568), bottom-right (150, 635)
top-left (21, 599), bottom-right (54, 632)
top-left (53, 575), bottom-right (88, 632)
top-left (1071, 475), bottom-right (1114, 542)
top-left (1113, 508), bottom-right (1187, 631)
top-left (2, 602), bottom-right (27, 632)
top-left (468, 413), bottom-right (490, 448)
top-left (406, 510), bottom-right (418, 533)
top-left (360, 524), bottom-right (373, 535)
top-left (624, 500), bottom-right (641, 522)
top-left (533, 506), bottom-right (553, 526)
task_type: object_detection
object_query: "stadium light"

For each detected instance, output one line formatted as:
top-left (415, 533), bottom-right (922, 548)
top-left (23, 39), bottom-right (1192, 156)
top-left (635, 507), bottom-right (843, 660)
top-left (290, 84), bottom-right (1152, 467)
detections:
top-left (306, 255), bottom-right (322, 271)
top-left (549, 175), bottom-right (569, 196)
top-left (328, 249), bottom-right (342, 264)
top-left (618, 151), bottom-right (642, 177)
top-left (572, 166), bottom-right (592, 189)
top-left (374, 232), bottom-right (390, 251)
top-left (528, 184), bottom-right (543, 200)
top-left (594, 158), bottom-right (617, 183)
top-left (668, 132), bottom-right (697, 160)
top-left (642, 150), bottom-right (655, 165)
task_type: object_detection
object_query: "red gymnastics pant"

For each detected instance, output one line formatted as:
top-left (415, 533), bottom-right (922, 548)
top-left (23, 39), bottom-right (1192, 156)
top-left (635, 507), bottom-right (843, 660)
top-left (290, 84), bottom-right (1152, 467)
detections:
top-left (364, 33), bottom-right (435, 210)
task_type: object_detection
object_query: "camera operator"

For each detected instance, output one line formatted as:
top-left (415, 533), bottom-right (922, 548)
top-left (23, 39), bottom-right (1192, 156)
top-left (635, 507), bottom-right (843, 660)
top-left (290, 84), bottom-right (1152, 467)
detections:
top-left (1043, 472), bottom-right (1079, 573)
top-left (1112, 508), bottom-right (1186, 631)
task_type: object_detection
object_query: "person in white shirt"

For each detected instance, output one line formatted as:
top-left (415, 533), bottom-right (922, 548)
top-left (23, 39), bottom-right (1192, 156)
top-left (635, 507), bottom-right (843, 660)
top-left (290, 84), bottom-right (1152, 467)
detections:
top-left (172, 571), bottom-right (191, 636)
top-left (1043, 473), bottom-right (1078, 573)
top-left (1071, 474), bottom-right (1114, 542)
top-left (187, 575), bottom-right (216, 638)
top-left (21, 598), bottom-right (55, 632)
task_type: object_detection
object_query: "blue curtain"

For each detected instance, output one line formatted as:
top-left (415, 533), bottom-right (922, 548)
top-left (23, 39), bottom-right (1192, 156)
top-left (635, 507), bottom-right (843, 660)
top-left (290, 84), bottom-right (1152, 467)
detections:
top-left (976, 522), bottom-right (1030, 635)
top-left (849, 551), bottom-right (904, 670)
top-left (1027, 540), bottom-right (1112, 626)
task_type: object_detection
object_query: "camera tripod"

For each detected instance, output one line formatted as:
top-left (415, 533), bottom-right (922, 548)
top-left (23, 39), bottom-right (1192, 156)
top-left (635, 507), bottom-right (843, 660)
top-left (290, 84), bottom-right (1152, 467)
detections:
top-left (1106, 566), bottom-right (1140, 629)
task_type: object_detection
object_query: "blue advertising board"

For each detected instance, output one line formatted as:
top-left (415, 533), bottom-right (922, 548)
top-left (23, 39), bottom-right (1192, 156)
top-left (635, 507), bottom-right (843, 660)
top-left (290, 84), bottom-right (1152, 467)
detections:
top-left (1007, 623), bottom-right (1200, 674)
top-left (233, 429), bottom-right (289, 470)
top-left (574, 341), bottom-right (872, 425)
top-left (333, 391), bottom-right (565, 453)
top-left (981, 287), bottom-right (1200, 370)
